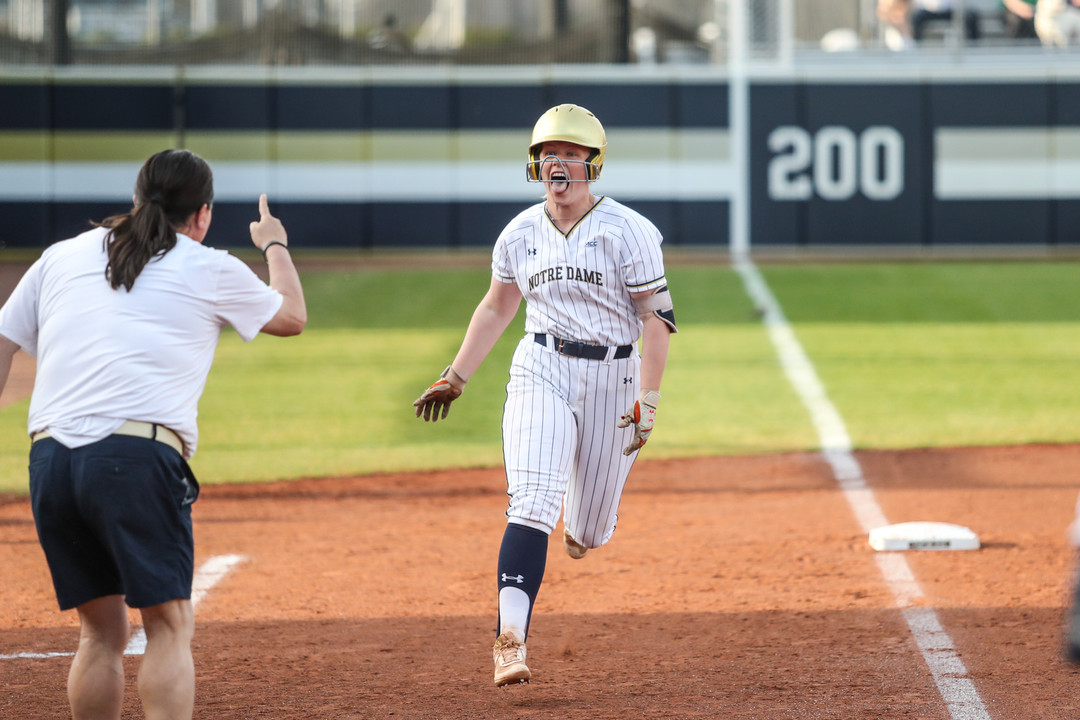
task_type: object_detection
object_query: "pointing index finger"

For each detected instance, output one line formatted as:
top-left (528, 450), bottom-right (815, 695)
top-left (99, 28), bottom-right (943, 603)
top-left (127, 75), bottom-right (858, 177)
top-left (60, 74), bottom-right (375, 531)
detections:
top-left (259, 193), bottom-right (270, 219)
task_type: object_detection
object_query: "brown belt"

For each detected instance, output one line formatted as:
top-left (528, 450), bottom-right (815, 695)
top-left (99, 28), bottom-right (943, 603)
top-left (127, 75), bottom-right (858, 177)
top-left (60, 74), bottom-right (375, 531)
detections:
top-left (32, 420), bottom-right (184, 455)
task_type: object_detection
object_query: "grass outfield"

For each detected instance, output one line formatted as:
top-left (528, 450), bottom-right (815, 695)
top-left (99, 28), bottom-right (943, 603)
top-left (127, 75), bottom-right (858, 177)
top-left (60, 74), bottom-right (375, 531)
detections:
top-left (762, 262), bottom-right (1080, 448)
top-left (0, 259), bottom-right (1077, 493)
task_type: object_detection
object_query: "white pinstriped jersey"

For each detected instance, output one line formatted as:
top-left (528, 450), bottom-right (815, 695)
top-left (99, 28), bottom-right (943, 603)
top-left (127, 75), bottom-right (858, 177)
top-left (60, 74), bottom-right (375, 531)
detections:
top-left (492, 196), bottom-right (667, 347)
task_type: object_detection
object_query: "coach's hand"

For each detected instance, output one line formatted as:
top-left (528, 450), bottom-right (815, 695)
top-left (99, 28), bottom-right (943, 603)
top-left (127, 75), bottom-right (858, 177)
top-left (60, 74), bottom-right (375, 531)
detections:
top-left (617, 389), bottom-right (661, 455)
top-left (414, 365), bottom-right (467, 422)
top-left (249, 193), bottom-right (288, 254)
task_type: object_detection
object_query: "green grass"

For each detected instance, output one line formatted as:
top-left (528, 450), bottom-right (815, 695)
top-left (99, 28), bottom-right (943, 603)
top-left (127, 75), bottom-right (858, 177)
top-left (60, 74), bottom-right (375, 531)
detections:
top-left (1, 259), bottom-right (1078, 494)
top-left (185, 264), bottom-right (813, 484)
top-left (759, 262), bottom-right (1080, 449)
top-left (761, 262), bottom-right (1080, 323)
top-left (792, 322), bottom-right (1080, 448)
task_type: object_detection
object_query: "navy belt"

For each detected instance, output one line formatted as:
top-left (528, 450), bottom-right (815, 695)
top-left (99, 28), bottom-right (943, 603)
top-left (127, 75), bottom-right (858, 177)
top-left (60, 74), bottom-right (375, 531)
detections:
top-left (534, 333), bottom-right (633, 360)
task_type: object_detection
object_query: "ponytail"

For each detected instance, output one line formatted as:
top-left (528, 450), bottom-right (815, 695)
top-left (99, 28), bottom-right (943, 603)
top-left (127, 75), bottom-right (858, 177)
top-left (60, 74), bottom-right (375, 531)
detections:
top-left (97, 149), bottom-right (214, 292)
top-left (100, 202), bottom-right (177, 291)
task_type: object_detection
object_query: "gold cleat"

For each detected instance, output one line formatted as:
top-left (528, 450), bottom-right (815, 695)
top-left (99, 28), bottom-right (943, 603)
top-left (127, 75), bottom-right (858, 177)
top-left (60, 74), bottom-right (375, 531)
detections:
top-left (563, 528), bottom-right (589, 559)
top-left (493, 632), bottom-right (531, 686)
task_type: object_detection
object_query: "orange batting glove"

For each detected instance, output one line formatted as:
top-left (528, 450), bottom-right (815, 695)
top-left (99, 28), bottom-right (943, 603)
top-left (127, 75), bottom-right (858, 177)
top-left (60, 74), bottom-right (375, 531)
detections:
top-left (617, 389), bottom-right (661, 455)
top-left (414, 365), bottom-right (467, 422)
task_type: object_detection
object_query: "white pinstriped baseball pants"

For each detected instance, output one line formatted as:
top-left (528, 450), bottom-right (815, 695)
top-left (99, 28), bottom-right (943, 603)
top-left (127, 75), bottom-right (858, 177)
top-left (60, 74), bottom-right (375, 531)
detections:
top-left (501, 334), bottom-right (639, 548)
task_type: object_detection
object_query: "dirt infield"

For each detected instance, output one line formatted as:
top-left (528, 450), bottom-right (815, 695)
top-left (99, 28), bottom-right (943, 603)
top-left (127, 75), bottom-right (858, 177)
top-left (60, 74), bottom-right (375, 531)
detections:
top-left (2, 257), bottom-right (1079, 718)
top-left (2, 446), bottom-right (1080, 719)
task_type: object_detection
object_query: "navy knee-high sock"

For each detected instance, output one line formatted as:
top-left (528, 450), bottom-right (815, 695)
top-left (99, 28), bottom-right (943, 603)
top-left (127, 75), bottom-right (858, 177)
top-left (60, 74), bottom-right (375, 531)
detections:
top-left (496, 522), bottom-right (548, 640)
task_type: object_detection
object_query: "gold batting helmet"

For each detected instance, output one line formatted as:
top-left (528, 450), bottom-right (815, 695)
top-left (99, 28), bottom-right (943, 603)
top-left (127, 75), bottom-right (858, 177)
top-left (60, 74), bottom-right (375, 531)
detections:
top-left (527, 104), bottom-right (607, 181)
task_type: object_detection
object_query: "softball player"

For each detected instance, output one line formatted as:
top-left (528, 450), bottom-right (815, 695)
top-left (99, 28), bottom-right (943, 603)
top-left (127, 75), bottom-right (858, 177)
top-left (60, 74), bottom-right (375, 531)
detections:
top-left (414, 104), bottom-right (677, 687)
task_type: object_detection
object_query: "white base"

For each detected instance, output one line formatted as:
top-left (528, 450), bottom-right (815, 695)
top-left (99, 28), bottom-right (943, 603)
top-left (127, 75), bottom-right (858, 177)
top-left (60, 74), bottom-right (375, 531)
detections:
top-left (869, 521), bottom-right (981, 551)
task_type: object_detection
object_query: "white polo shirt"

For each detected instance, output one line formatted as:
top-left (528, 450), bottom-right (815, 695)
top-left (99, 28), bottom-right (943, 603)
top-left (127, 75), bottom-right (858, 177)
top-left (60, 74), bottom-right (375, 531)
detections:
top-left (0, 226), bottom-right (283, 458)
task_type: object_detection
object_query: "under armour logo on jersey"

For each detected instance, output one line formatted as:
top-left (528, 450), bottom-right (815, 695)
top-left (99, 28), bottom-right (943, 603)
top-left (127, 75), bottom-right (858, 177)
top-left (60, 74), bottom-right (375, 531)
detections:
top-left (623, 377), bottom-right (633, 384)
top-left (527, 248), bottom-right (537, 256)
top-left (501, 573), bottom-right (525, 584)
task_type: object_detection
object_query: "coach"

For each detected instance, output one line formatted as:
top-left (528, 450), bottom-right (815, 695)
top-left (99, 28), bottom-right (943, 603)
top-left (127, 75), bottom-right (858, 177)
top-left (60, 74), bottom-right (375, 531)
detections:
top-left (0, 149), bottom-right (306, 720)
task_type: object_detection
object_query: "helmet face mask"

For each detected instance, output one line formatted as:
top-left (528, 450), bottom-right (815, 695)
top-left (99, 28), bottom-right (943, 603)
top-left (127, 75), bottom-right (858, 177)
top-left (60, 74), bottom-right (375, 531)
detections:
top-left (526, 153), bottom-right (597, 185)
top-left (526, 104), bottom-right (606, 183)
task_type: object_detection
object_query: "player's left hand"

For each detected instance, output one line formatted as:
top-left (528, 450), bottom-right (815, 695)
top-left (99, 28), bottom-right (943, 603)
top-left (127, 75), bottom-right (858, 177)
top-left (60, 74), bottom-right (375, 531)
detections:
top-left (617, 389), bottom-right (660, 455)
top-left (414, 365), bottom-right (467, 422)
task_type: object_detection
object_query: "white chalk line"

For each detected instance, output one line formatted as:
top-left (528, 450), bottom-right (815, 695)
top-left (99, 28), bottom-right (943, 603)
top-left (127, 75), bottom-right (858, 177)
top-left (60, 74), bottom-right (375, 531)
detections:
top-left (733, 254), bottom-right (992, 720)
top-left (1, 553), bottom-right (246, 661)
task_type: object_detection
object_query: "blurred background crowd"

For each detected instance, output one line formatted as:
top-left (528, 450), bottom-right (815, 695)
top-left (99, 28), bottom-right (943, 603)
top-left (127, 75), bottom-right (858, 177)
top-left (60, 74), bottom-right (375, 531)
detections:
top-left (2, 0), bottom-right (1077, 69)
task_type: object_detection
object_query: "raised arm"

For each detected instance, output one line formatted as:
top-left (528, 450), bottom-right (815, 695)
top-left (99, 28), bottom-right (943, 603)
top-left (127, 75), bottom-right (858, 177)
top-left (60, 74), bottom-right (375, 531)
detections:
top-left (249, 194), bottom-right (307, 337)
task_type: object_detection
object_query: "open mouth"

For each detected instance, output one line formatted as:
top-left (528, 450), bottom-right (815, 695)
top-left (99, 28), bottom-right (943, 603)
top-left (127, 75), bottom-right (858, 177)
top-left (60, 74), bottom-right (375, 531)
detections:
top-left (549, 170), bottom-right (568, 193)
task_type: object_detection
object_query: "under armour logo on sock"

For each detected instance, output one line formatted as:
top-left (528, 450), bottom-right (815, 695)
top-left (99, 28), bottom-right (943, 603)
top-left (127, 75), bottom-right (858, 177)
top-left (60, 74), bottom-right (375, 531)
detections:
top-left (501, 573), bottom-right (525, 584)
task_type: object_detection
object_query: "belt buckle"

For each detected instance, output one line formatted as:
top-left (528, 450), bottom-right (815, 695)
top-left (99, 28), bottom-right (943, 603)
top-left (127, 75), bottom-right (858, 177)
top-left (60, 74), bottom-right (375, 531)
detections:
top-left (554, 337), bottom-right (567, 355)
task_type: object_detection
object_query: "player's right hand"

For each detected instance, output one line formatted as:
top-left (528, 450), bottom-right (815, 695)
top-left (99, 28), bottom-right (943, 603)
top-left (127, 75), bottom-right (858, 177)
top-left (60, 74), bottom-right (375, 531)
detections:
top-left (617, 389), bottom-right (661, 455)
top-left (413, 366), bottom-right (466, 422)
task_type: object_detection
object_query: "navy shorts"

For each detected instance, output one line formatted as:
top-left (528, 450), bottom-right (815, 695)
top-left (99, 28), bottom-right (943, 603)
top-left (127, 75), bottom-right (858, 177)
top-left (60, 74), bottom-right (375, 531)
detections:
top-left (29, 434), bottom-right (200, 611)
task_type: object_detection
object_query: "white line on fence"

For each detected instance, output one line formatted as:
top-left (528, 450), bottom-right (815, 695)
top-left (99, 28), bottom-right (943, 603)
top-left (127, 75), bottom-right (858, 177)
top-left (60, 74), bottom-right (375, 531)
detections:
top-left (733, 254), bottom-right (992, 720)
